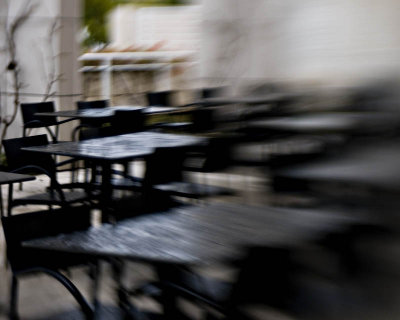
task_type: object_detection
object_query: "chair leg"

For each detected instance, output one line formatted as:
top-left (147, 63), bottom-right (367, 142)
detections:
top-left (7, 184), bottom-right (13, 217)
top-left (89, 261), bottom-right (101, 313)
top-left (21, 267), bottom-right (94, 319)
top-left (45, 126), bottom-right (58, 143)
top-left (10, 275), bottom-right (19, 320)
top-left (0, 186), bottom-right (3, 218)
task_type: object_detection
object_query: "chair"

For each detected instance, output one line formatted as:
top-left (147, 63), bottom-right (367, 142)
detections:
top-left (199, 86), bottom-right (226, 99)
top-left (106, 146), bottom-right (232, 203)
top-left (143, 146), bottom-right (233, 200)
top-left (105, 109), bottom-right (146, 136)
top-left (128, 247), bottom-right (298, 320)
top-left (21, 101), bottom-right (71, 142)
top-left (77, 99), bottom-right (109, 110)
top-left (72, 100), bottom-right (109, 141)
top-left (1, 205), bottom-right (95, 319)
top-left (146, 91), bottom-right (191, 131)
top-left (70, 100), bottom-right (110, 183)
top-left (183, 136), bottom-right (235, 189)
top-left (146, 91), bottom-right (173, 106)
top-left (3, 135), bottom-right (93, 216)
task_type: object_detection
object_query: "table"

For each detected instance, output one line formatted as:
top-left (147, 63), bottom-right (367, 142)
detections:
top-left (246, 112), bottom-right (400, 134)
top-left (35, 105), bottom-right (180, 121)
top-left (187, 93), bottom-right (297, 107)
top-left (23, 201), bottom-right (359, 264)
top-left (274, 142), bottom-right (400, 192)
top-left (22, 202), bottom-right (362, 318)
top-left (23, 132), bottom-right (206, 215)
top-left (0, 171), bottom-right (35, 217)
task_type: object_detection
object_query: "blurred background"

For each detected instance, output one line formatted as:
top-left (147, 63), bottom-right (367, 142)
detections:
top-left (1, 1), bottom-right (400, 319)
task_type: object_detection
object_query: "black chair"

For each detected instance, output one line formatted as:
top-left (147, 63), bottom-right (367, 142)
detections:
top-left (106, 146), bottom-right (232, 202)
top-left (21, 101), bottom-right (71, 142)
top-left (2, 205), bottom-right (95, 319)
top-left (72, 100), bottom-right (110, 141)
top-left (183, 137), bottom-right (235, 189)
top-left (146, 91), bottom-right (174, 106)
top-left (143, 146), bottom-right (233, 200)
top-left (199, 86), bottom-right (226, 99)
top-left (3, 135), bottom-right (93, 216)
top-left (69, 100), bottom-right (110, 183)
top-left (77, 99), bottom-right (109, 110)
top-left (105, 109), bottom-right (146, 136)
top-left (128, 247), bottom-right (298, 320)
top-left (146, 91), bottom-right (191, 131)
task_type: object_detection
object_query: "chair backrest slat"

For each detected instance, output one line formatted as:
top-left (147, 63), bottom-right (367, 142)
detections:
top-left (2, 205), bottom-right (91, 272)
top-left (143, 147), bottom-right (185, 187)
top-left (76, 100), bottom-right (109, 110)
top-left (21, 101), bottom-right (56, 126)
top-left (146, 91), bottom-right (173, 106)
top-left (3, 134), bottom-right (55, 175)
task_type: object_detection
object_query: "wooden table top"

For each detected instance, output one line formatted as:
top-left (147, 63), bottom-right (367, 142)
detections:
top-left (22, 131), bottom-right (206, 162)
top-left (274, 142), bottom-right (400, 192)
top-left (35, 105), bottom-right (180, 119)
top-left (23, 202), bottom-right (360, 266)
top-left (247, 112), bottom-right (400, 134)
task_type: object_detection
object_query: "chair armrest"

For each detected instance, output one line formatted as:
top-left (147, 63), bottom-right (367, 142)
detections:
top-left (15, 267), bottom-right (94, 319)
top-left (11, 166), bottom-right (67, 203)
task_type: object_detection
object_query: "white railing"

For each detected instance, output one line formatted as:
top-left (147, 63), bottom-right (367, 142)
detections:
top-left (79, 51), bottom-right (196, 99)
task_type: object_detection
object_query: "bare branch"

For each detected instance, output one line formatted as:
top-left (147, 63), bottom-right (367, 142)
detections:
top-left (0, 0), bottom-right (39, 149)
top-left (42, 16), bottom-right (63, 102)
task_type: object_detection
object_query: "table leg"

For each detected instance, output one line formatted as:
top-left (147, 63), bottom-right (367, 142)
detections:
top-left (89, 260), bottom-right (101, 319)
top-left (156, 264), bottom-right (188, 320)
top-left (100, 163), bottom-right (113, 223)
top-left (0, 185), bottom-right (3, 218)
top-left (7, 183), bottom-right (14, 217)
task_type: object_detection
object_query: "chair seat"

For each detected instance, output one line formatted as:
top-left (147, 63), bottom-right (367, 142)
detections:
top-left (12, 190), bottom-right (89, 206)
top-left (153, 181), bottom-right (233, 198)
top-left (129, 273), bottom-right (232, 311)
top-left (153, 122), bottom-right (192, 129)
top-left (175, 273), bottom-right (232, 305)
top-left (110, 177), bottom-right (142, 189)
top-left (25, 121), bottom-right (58, 129)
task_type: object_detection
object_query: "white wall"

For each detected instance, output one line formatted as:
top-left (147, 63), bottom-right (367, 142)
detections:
top-left (201, 0), bottom-right (400, 89)
top-left (0, 0), bottom-right (82, 140)
top-left (109, 5), bottom-right (202, 51)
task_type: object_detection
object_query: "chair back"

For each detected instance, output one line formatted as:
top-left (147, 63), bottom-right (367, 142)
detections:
top-left (191, 108), bottom-right (215, 132)
top-left (200, 87), bottom-right (225, 99)
top-left (143, 147), bottom-right (185, 187)
top-left (75, 100), bottom-right (110, 131)
top-left (2, 205), bottom-right (91, 272)
top-left (21, 101), bottom-right (57, 127)
top-left (230, 246), bottom-right (297, 309)
top-left (3, 135), bottom-right (56, 176)
top-left (146, 91), bottom-right (173, 106)
top-left (76, 100), bottom-right (109, 110)
top-left (202, 137), bottom-right (233, 172)
top-left (107, 109), bottom-right (145, 136)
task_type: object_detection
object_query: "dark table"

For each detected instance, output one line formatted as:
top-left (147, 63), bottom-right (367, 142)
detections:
top-left (246, 112), bottom-right (400, 134)
top-left (35, 105), bottom-right (180, 121)
top-left (23, 132), bottom-right (206, 216)
top-left (22, 202), bottom-right (362, 318)
top-left (187, 93), bottom-right (297, 107)
top-left (0, 171), bottom-right (35, 217)
top-left (23, 202), bottom-right (359, 264)
top-left (274, 143), bottom-right (400, 192)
